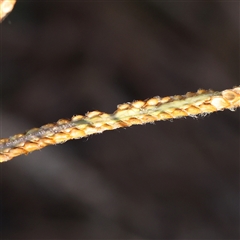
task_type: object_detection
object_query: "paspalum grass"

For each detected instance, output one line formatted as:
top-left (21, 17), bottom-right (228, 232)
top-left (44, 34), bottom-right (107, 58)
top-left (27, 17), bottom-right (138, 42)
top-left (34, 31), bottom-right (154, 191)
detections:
top-left (0, 2), bottom-right (239, 162)
top-left (0, 87), bottom-right (239, 162)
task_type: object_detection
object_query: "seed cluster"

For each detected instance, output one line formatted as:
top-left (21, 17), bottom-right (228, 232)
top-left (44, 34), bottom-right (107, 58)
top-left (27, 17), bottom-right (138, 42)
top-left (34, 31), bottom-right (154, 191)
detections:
top-left (0, 87), bottom-right (239, 162)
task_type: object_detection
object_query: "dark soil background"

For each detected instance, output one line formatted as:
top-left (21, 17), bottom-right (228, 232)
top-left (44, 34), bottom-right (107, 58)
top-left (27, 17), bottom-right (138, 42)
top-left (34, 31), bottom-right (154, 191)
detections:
top-left (1, 1), bottom-right (239, 239)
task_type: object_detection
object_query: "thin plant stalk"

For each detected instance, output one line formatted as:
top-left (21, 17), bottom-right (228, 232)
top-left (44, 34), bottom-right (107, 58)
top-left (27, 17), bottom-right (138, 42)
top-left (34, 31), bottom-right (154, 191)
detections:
top-left (0, 86), bottom-right (239, 162)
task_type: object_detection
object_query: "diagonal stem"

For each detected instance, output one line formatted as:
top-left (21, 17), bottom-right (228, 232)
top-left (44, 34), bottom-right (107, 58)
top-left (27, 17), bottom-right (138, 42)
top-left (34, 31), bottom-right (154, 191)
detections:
top-left (0, 86), bottom-right (239, 162)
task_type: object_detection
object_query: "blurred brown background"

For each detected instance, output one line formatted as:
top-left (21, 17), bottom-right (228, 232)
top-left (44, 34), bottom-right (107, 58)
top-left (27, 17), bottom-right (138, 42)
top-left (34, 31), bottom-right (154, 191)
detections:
top-left (1, 1), bottom-right (239, 239)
